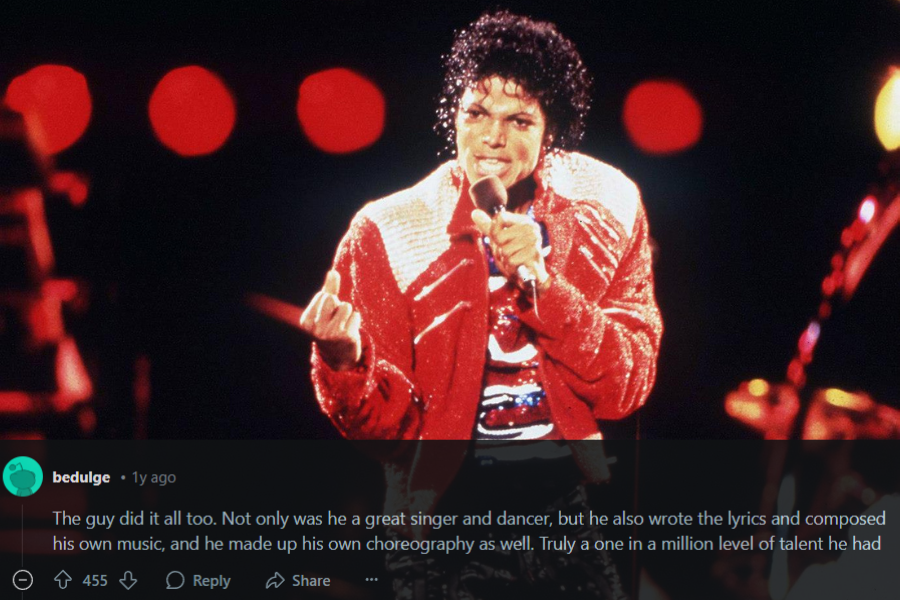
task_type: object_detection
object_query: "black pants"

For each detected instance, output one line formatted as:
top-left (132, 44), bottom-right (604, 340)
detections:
top-left (385, 455), bottom-right (628, 600)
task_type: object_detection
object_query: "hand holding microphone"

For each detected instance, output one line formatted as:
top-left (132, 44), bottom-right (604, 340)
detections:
top-left (470, 175), bottom-right (550, 294)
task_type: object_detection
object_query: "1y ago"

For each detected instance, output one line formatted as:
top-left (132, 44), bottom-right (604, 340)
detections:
top-left (133, 472), bottom-right (176, 486)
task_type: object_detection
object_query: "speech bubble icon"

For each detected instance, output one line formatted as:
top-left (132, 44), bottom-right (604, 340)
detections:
top-left (166, 571), bottom-right (185, 589)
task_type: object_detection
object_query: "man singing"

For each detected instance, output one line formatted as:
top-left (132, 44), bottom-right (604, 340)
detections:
top-left (302, 9), bottom-right (660, 441)
top-left (301, 10), bottom-right (662, 598)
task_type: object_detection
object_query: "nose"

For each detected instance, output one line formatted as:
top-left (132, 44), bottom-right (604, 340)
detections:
top-left (482, 119), bottom-right (506, 148)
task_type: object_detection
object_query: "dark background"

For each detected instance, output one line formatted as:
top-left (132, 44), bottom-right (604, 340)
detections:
top-left (2, 0), bottom-right (898, 439)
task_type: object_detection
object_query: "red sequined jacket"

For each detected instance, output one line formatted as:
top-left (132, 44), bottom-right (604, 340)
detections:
top-left (311, 151), bottom-right (662, 441)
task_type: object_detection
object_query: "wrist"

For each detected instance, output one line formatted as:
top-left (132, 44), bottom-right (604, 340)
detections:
top-left (317, 340), bottom-right (363, 372)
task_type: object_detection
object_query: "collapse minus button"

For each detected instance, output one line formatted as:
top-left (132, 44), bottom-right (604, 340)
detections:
top-left (13, 569), bottom-right (33, 591)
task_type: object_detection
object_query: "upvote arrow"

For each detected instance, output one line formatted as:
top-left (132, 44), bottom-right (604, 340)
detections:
top-left (119, 571), bottom-right (138, 590)
top-left (55, 570), bottom-right (73, 589)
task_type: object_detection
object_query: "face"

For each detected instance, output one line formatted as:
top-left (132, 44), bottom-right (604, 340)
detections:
top-left (455, 76), bottom-right (547, 190)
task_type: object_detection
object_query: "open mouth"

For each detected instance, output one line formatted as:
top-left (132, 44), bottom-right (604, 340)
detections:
top-left (474, 156), bottom-right (510, 176)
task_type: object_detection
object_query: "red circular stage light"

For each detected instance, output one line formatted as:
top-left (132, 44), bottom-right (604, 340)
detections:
top-left (148, 66), bottom-right (236, 157)
top-left (5, 65), bottom-right (92, 155)
top-left (622, 80), bottom-right (703, 155)
top-left (297, 68), bottom-right (385, 154)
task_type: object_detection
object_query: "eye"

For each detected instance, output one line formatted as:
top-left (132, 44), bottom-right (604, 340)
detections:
top-left (513, 118), bottom-right (534, 129)
top-left (464, 108), bottom-right (484, 119)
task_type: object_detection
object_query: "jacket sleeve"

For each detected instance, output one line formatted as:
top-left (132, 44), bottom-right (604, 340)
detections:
top-left (519, 200), bottom-right (662, 420)
top-left (310, 214), bottom-right (424, 439)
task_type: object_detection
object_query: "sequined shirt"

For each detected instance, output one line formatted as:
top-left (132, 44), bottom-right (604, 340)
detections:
top-left (476, 210), bottom-right (556, 440)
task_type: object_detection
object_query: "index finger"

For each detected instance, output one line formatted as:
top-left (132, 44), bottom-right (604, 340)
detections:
top-left (323, 269), bottom-right (341, 296)
top-left (471, 209), bottom-right (493, 236)
top-left (495, 211), bottom-right (528, 227)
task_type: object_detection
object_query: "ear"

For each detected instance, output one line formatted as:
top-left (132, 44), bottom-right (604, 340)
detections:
top-left (542, 129), bottom-right (556, 151)
top-left (540, 133), bottom-right (556, 159)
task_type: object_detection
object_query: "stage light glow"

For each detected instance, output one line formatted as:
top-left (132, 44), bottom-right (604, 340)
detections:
top-left (0, 392), bottom-right (32, 414)
top-left (797, 321), bottom-right (821, 359)
top-left (787, 358), bottom-right (805, 388)
top-left (875, 68), bottom-right (900, 150)
top-left (805, 419), bottom-right (828, 440)
top-left (748, 378), bottom-right (770, 397)
top-left (50, 171), bottom-right (89, 206)
top-left (54, 337), bottom-right (93, 411)
top-left (830, 253), bottom-right (844, 270)
top-left (726, 399), bottom-right (762, 422)
top-left (806, 321), bottom-right (821, 343)
top-left (858, 196), bottom-right (877, 224)
top-left (622, 80), bottom-right (703, 155)
top-left (42, 279), bottom-right (79, 303)
top-left (824, 388), bottom-right (871, 411)
top-left (297, 68), bottom-right (385, 154)
top-left (148, 66), bottom-right (236, 156)
top-left (5, 65), bottom-right (92, 154)
top-left (245, 293), bottom-right (303, 328)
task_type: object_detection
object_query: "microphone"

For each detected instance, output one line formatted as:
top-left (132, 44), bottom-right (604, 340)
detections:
top-left (470, 175), bottom-right (537, 286)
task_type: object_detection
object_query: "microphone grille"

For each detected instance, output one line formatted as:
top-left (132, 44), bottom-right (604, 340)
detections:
top-left (470, 175), bottom-right (507, 214)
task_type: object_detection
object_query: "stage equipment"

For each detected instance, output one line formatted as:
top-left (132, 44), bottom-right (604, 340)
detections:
top-left (0, 104), bottom-right (93, 438)
top-left (726, 151), bottom-right (900, 441)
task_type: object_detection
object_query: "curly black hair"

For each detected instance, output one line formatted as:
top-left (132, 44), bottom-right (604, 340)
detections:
top-left (436, 10), bottom-right (592, 154)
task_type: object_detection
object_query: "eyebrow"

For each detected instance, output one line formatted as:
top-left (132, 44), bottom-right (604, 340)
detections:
top-left (463, 102), bottom-right (540, 119)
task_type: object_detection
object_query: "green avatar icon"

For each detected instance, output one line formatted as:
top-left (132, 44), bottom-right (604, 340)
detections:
top-left (3, 456), bottom-right (43, 497)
